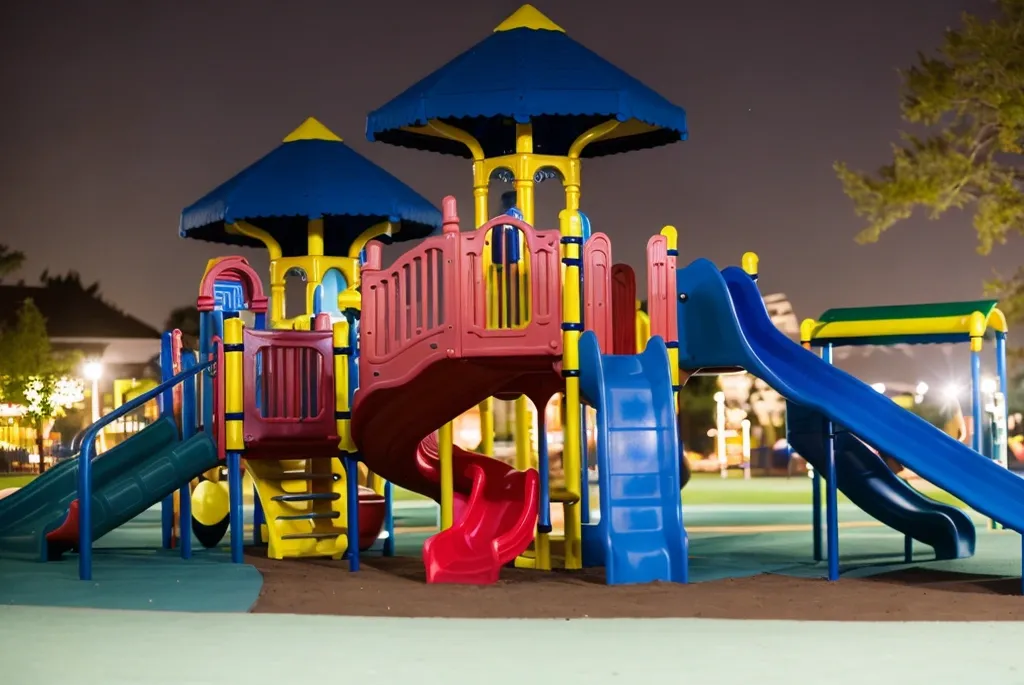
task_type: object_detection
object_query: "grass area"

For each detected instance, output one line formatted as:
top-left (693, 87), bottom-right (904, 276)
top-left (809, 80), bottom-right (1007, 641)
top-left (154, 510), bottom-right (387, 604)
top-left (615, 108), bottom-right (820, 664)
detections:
top-left (394, 472), bottom-right (965, 508)
top-left (682, 472), bottom-right (964, 507)
top-left (0, 474), bottom-right (37, 488)
top-left (0, 472), bottom-right (966, 510)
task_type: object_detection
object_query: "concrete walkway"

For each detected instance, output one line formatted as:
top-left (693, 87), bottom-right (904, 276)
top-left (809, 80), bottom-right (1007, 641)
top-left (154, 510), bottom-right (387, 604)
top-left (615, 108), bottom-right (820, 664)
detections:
top-left (2, 605), bottom-right (1022, 684)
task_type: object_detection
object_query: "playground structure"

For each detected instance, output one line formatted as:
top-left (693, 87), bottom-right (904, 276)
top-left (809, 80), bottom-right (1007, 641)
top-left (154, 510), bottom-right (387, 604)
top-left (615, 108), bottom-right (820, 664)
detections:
top-left (0, 4), bottom-right (1020, 592)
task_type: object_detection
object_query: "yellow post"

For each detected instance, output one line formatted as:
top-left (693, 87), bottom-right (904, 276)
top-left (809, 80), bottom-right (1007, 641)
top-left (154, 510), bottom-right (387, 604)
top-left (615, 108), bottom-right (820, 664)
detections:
top-left (560, 208), bottom-right (583, 570)
top-left (513, 123), bottom-right (537, 476)
top-left (661, 227), bottom-right (681, 454)
top-left (333, 321), bottom-right (355, 453)
top-left (438, 422), bottom-right (454, 530)
top-left (742, 251), bottom-right (759, 279)
top-left (223, 318), bottom-right (245, 453)
top-left (474, 167), bottom-right (495, 457)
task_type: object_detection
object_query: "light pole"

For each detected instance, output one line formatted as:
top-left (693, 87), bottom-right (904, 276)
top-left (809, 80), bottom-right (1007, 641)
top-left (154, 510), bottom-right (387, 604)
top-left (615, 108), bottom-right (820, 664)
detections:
top-left (83, 360), bottom-right (105, 452)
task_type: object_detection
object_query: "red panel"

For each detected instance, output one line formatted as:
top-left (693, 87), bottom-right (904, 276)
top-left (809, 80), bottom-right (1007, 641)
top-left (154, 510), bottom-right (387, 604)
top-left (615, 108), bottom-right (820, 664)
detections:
top-left (646, 234), bottom-right (678, 343)
top-left (583, 234), bottom-right (613, 354)
top-left (611, 263), bottom-right (637, 355)
top-left (242, 328), bottom-right (337, 459)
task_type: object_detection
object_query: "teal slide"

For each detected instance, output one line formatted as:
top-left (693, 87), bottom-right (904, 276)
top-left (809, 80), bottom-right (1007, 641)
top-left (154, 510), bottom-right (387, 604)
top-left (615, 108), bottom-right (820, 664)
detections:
top-left (675, 258), bottom-right (1024, 537)
top-left (0, 417), bottom-right (218, 561)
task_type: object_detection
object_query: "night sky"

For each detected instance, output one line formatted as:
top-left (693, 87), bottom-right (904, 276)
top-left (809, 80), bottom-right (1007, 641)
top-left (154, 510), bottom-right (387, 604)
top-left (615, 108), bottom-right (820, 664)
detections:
top-left (1, 0), bottom-right (1020, 389)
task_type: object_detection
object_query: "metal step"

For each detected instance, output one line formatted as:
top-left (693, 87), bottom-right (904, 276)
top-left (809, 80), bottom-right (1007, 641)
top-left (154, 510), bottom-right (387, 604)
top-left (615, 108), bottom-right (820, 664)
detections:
top-left (275, 511), bottom-right (340, 521)
top-left (281, 532), bottom-right (343, 540)
top-left (271, 492), bottom-right (340, 503)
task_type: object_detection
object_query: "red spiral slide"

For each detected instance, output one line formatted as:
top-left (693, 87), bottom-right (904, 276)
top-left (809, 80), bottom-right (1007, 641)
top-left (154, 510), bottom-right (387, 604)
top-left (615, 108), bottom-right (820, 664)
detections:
top-left (350, 196), bottom-right (568, 583)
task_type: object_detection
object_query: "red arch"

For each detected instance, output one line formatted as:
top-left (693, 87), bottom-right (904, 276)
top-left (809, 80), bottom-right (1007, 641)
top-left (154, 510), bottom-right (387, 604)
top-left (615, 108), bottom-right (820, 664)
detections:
top-left (197, 256), bottom-right (269, 313)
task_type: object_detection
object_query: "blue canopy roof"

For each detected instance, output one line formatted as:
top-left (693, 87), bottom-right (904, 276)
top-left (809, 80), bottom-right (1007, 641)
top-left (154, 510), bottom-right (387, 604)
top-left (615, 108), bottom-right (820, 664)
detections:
top-left (366, 5), bottom-right (688, 159)
top-left (180, 118), bottom-right (442, 257)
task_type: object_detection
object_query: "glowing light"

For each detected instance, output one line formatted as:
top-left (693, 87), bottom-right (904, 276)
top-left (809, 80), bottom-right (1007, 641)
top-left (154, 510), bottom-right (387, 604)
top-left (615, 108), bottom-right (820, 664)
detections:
top-left (871, 383), bottom-right (886, 394)
top-left (915, 382), bottom-right (929, 395)
top-left (83, 360), bottom-right (104, 382)
top-left (943, 383), bottom-right (962, 401)
top-left (981, 377), bottom-right (998, 394)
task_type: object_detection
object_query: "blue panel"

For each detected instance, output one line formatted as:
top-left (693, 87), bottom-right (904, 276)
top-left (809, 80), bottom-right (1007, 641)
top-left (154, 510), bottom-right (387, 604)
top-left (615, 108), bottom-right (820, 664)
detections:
top-left (180, 138), bottom-right (442, 257)
top-left (213, 280), bottom-right (246, 312)
top-left (675, 257), bottom-right (1024, 534)
top-left (366, 28), bottom-right (687, 159)
top-left (578, 331), bottom-right (687, 585)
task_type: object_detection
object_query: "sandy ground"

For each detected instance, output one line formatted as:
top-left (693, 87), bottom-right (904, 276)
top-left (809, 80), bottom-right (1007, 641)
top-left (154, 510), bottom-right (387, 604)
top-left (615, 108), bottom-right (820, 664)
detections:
top-left (248, 551), bottom-right (1024, 621)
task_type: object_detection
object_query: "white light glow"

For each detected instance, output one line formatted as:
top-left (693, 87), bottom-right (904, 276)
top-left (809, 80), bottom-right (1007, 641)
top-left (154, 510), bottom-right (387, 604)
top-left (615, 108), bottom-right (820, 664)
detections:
top-left (943, 383), bottom-right (962, 401)
top-left (83, 360), bottom-right (104, 382)
top-left (981, 377), bottom-right (998, 394)
top-left (915, 381), bottom-right (929, 396)
top-left (871, 383), bottom-right (886, 394)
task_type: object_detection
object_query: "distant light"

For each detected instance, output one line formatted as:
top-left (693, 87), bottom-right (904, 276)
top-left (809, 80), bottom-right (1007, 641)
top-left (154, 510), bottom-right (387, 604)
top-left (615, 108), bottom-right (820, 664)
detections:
top-left (981, 377), bottom-right (998, 394)
top-left (83, 360), bottom-right (104, 382)
top-left (915, 381), bottom-right (929, 396)
top-left (713, 392), bottom-right (725, 402)
top-left (871, 383), bottom-right (886, 394)
top-left (943, 383), bottom-right (962, 401)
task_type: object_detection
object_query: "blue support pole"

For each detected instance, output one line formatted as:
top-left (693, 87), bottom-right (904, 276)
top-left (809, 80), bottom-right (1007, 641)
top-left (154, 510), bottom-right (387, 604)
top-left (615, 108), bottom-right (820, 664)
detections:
top-left (159, 333), bottom-right (175, 549)
top-left (537, 413), bottom-right (551, 534)
top-left (346, 310), bottom-right (361, 571)
top-left (227, 451), bottom-right (244, 563)
top-left (580, 411), bottom-right (590, 524)
top-left (383, 481), bottom-right (395, 557)
top-left (821, 343), bottom-right (839, 580)
top-left (200, 312), bottom-right (214, 436)
top-left (252, 487), bottom-right (265, 546)
top-left (77, 360), bottom-right (213, 580)
top-left (996, 332), bottom-right (1008, 403)
top-left (179, 351), bottom-right (197, 559)
top-left (971, 349), bottom-right (983, 454)
top-left (346, 455), bottom-right (360, 571)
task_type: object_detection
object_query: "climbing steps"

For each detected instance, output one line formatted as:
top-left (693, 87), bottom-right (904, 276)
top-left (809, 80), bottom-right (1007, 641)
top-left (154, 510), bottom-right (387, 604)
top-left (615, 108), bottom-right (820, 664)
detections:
top-left (246, 457), bottom-right (349, 559)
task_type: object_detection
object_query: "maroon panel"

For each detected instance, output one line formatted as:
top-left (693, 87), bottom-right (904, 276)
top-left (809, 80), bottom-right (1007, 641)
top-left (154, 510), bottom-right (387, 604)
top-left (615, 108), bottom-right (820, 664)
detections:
top-left (242, 328), bottom-right (337, 459)
top-left (611, 263), bottom-right (637, 355)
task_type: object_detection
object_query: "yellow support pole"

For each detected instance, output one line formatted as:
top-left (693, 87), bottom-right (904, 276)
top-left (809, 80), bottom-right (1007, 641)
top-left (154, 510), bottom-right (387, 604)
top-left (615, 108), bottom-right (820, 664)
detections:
top-left (438, 422), bottom-right (454, 530)
top-left (307, 218), bottom-right (325, 257)
top-left (333, 321), bottom-right (355, 453)
top-left (477, 170), bottom-right (495, 456)
top-left (223, 319), bottom-right (245, 453)
top-left (513, 123), bottom-right (536, 473)
top-left (560, 208), bottom-right (583, 570)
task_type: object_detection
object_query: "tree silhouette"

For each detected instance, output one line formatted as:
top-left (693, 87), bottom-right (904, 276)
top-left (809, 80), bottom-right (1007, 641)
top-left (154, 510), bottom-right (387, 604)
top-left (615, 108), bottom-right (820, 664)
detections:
top-left (0, 244), bottom-right (25, 283)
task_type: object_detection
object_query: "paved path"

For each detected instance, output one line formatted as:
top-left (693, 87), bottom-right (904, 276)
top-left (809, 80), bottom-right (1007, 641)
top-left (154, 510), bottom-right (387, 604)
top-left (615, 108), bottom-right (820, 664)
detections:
top-left (2, 605), bottom-right (1022, 684)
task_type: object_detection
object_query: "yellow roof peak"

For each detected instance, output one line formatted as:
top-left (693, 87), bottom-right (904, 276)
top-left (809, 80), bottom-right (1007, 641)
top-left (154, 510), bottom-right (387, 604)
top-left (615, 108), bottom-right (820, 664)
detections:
top-left (283, 117), bottom-right (343, 143)
top-left (493, 4), bottom-right (565, 33)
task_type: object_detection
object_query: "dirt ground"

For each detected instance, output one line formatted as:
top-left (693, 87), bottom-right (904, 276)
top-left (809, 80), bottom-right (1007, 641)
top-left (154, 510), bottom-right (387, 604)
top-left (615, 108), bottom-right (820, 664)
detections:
top-left (247, 550), bottom-right (1024, 621)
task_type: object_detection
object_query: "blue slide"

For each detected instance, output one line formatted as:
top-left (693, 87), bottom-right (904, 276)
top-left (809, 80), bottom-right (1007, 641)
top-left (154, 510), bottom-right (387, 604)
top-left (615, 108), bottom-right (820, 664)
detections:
top-left (675, 257), bottom-right (1024, 541)
top-left (786, 403), bottom-right (974, 558)
top-left (578, 330), bottom-right (688, 585)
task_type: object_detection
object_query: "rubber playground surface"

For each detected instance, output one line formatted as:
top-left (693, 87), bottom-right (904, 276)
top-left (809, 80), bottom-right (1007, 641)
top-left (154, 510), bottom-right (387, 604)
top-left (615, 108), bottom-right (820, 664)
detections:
top-left (2, 478), bottom-right (1023, 683)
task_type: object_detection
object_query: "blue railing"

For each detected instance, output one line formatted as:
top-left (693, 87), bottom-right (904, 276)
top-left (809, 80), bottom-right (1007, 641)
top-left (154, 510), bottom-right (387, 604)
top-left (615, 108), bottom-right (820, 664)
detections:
top-left (77, 358), bottom-right (215, 581)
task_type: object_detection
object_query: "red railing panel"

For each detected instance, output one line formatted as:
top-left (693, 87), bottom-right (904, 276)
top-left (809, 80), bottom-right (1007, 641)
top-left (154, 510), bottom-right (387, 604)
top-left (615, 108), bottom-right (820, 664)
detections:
top-left (646, 234), bottom-right (678, 343)
top-left (583, 234), bottom-right (613, 355)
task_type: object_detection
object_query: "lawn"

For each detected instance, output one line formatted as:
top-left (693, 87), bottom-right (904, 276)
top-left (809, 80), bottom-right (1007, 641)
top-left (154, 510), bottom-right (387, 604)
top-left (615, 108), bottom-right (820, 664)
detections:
top-left (394, 472), bottom-right (966, 508)
top-left (0, 474), bottom-right (37, 488)
top-left (681, 472), bottom-right (964, 507)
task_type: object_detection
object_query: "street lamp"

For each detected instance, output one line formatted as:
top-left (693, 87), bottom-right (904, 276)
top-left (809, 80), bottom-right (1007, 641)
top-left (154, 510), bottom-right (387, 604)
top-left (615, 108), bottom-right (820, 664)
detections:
top-left (83, 360), bottom-right (104, 451)
top-left (981, 377), bottom-right (998, 395)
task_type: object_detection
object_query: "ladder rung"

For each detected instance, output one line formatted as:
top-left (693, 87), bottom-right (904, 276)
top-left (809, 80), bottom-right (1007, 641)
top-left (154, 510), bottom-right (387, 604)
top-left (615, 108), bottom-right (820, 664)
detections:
top-left (281, 532), bottom-right (342, 540)
top-left (271, 493), bottom-right (340, 502)
top-left (275, 512), bottom-right (340, 521)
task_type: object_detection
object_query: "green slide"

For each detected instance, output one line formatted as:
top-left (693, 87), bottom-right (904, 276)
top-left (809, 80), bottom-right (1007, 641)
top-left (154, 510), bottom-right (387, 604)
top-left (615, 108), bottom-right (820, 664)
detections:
top-left (0, 417), bottom-right (219, 561)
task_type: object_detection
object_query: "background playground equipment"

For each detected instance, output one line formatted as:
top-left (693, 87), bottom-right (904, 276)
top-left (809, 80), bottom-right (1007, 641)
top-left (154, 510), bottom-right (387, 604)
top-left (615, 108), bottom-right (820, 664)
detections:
top-left (675, 256), bottom-right (1022, 589)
